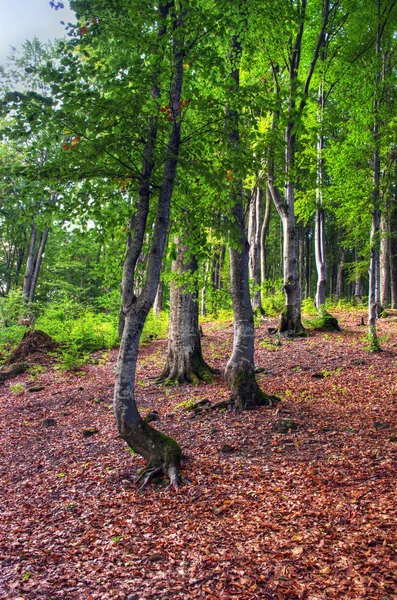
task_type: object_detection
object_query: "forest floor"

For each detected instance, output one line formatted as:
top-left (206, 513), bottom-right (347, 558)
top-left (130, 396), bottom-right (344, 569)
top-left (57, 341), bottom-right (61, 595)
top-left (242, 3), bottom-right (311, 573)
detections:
top-left (1, 309), bottom-right (397, 600)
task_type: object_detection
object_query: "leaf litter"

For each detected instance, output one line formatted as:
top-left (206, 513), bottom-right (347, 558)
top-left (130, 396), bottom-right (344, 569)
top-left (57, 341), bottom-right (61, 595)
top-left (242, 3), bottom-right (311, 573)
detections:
top-left (1, 309), bottom-right (397, 599)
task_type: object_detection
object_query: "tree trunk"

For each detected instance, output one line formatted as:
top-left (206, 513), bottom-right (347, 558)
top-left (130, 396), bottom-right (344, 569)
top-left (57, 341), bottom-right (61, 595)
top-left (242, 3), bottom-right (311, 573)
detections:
top-left (368, 5), bottom-right (382, 351)
top-left (268, 178), bottom-right (305, 335)
top-left (28, 226), bottom-right (48, 303)
top-left (22, 224), bottom-right (37, 301)
top-left (226, 196), bottom-right (277, 410)
top-left (260, 186), bottom-right (271, 289)
top-left (14, 247), bottom-right (25, 287)
top-left (315, 167), bottom-right (327, 307)
top-left (390, 209), bottom-right (397, 308)
top-left (224, 26), bottom-right (277, 410)
top-left (369, 208), bottom-right (381, 350)
top-left (380, 211), bottom-right (389, 309)
top-left (248, 186), bottom-right (263, 311)
top-left (201, 258), bottom-right (210, 316)
top-left (298, 224), bottom-right (304, 300)
top-left (354, 250), bottom-right (363, 303)
top-left (336, 246), bottom-right (345, 299)
top-left (305, 227), bottom-right (311, 300)
top-left (113, 3), bottom-right (184, 490)
top-left (157, 240), bottom-right (213, 385)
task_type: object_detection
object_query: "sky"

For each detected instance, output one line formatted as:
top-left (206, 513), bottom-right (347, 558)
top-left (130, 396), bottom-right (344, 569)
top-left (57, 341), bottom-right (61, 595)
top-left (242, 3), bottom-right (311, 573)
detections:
top-left (0, 0), bottom-right (76, 66)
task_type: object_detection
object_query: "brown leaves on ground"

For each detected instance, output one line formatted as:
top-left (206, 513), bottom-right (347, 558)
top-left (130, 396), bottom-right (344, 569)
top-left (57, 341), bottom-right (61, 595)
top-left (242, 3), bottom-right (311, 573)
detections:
top-left (1, 310), bottom-right (397, 600)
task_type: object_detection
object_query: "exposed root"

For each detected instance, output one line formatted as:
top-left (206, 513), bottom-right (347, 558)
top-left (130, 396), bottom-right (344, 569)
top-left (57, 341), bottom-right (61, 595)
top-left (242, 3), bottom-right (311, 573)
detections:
top-left (135, 466), bottom-right (163, 492)
top-left (156, 357), bottom-right (215, 387)
top-left (166, 464), bottom-right (181, 491)
top-left (276, 305), bottom-right (308, 337)
top-left (134, 463), bottom-right (183, 493)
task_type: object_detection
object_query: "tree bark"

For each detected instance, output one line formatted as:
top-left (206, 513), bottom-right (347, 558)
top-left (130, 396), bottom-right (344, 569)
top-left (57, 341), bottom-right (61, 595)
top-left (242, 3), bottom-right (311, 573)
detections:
top-left (248, 186), bottom-right (263, 311)
top-left (390, 209), bottom-right (397, 308)
top-left (157, 239), bottom-right (213, 385)
top-left (224, 22), bottom-right (278, 410)
top-left (113, 3), bottom-right (185, 490)
top-left (368, 2), bottom-right (382, 351)
top-left (260, 186), bottom-right (271, 286)
top-left (268, 180), bottom-right (305, 334)
top-left (380, 210), bottom-right (390, 309)
top-left (354, 249), bottom-right (363, 303)
top-left (267, 0), bottom-right (331, 333)
top-left (22, 224), bottom-right (37, 301)
top-left (28, 226), bottom-right (48, 303)
top-left (336, 244), bottom-right (345, 299)
top-left (153, 281), bottom-right (163, 317)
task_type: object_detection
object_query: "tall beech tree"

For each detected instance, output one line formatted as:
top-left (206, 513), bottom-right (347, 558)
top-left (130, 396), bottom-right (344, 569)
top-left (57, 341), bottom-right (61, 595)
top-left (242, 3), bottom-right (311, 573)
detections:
top-left (267, 0), bottom-right (333, 335)
top-left (224, 4), bottom-right (278, 410)
top-left (157, 236), bottom-right (214, 385)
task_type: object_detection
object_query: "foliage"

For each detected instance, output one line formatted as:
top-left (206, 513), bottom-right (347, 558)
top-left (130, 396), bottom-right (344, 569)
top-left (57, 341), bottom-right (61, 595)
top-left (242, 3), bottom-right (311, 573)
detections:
top-left (36, 297), bottom-right (119, 354)
top-left (141, 311), bottom-right (169, 344)
top-left (261, 280), bottom-right (285, 316)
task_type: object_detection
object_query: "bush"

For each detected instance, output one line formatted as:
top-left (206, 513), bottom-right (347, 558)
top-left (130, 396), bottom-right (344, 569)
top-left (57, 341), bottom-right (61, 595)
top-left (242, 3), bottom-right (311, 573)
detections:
top-left (36, 298), bottom-right (119, 358)
top-left (0, 290), bottom-right (26, 327)
top-left (301, 297), bottom-right (317, 315)
top-left (261, 280), bottom-right (285, 316)
top-left (141, 310), bottom-right (169, 343)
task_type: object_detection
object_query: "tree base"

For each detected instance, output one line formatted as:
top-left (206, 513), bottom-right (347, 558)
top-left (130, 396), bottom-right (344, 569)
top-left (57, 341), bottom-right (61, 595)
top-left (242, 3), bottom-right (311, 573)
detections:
top-left (276, 305), bottom-right (308, 337)
top-left (368, 326), bottom-right (382, 353)
top-left (156, 355), bottom-right (214, 386)
top-left (226, 368), bottom-right (280, 411)
top-left (316, 306), bottom-right (340, 331)
top-left (122, 421), bottom-right (182, 491)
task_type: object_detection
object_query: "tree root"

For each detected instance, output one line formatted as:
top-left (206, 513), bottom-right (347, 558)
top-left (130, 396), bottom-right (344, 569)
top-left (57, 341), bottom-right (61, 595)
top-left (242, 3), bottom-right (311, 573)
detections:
top-left (156, 356), bottom-right (215, 386)
top-left (135, 465), bottom-right (164, 492)
top-left (134, 463), bottom-right (184, 492)
top-left (275, 306), bottom-right (308, 337)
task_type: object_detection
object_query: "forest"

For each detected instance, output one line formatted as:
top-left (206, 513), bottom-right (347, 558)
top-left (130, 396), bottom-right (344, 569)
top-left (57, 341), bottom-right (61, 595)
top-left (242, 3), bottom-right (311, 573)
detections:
top-left (1, 0), bottom-right (397, 598)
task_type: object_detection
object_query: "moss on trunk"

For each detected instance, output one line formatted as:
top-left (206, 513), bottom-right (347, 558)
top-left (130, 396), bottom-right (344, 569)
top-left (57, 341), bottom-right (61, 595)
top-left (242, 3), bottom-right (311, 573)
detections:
top-left (226, 368), bottom-right (279, 411)
top-left (277, 305), bottom-right (308, 337)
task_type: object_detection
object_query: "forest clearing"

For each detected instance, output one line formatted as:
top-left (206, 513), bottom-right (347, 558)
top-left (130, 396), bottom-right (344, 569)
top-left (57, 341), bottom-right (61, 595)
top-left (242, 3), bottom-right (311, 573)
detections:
top-left (1, 309), bottom-right (397, 600)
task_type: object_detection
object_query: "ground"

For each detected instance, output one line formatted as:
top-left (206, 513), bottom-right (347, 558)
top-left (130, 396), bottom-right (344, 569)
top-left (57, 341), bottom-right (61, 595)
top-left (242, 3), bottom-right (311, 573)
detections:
top-left (1, 310), bottom-right (397, 600)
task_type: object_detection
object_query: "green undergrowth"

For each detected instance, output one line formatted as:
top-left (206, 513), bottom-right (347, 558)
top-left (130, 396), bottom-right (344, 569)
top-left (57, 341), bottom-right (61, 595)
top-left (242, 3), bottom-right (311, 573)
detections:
top-left (0, 292), bottom-right (170, 370)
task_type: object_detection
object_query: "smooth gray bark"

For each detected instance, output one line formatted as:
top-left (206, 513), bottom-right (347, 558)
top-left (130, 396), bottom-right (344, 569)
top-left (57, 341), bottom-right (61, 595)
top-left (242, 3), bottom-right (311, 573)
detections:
top-left (380, 211), bottom-right (390, 309)
top-left (260, 186), bottom-right (271, 286)
top-left (267, 0), bottom-right (331, 334)
top-left (22, 224), bottom-right (36, 301)
top-left (248, 186), bottom-right (263, 311)
top-left (224, 26), bottom-right (277, 410)
top-left (28, 226), bottom-right (48, 303)
top-left (113, 4), bottom-right (184, 489)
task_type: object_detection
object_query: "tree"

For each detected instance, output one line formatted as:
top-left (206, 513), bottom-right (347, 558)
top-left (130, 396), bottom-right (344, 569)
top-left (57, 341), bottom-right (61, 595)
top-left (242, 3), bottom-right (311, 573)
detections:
top-left (267, 0), bottom-right (333, 335)
top-left (157, 236), bottom-right (214, 385)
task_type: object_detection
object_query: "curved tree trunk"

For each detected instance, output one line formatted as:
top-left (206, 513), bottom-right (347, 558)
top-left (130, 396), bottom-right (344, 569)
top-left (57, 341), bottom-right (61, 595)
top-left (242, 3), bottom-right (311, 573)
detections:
top-left (113, 3), bottom-right (185, 490)
top-left (157, 239), bottom-right (213, 385)
top-left (225, 198), bottom-right (277, 410)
